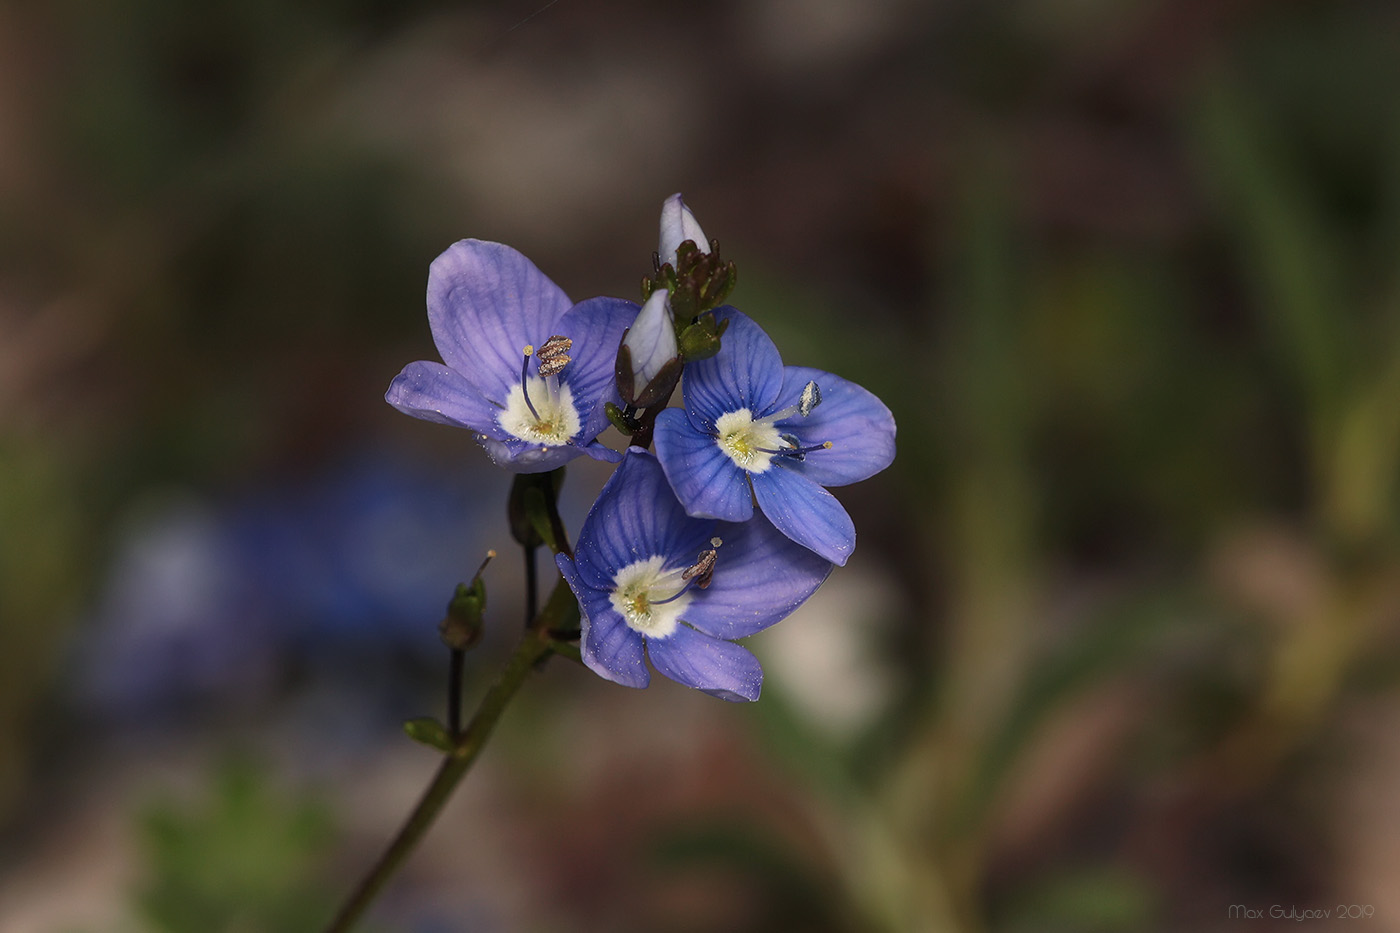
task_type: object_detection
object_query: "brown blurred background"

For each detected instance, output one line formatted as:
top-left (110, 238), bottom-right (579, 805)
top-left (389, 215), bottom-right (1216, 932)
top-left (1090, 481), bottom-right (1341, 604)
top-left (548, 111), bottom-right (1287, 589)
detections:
top-left (3, 0), bottom-right (1400, 930)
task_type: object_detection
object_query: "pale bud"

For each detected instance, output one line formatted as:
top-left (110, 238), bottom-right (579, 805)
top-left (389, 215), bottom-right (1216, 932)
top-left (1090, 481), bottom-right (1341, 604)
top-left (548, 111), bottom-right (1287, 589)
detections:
top-left (623, 289), bottom-right (678, 390)
top-left (659, 193), bottom-right (710, 268)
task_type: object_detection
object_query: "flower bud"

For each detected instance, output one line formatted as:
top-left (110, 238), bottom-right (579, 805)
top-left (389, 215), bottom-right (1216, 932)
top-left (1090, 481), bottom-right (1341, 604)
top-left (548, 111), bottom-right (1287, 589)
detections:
top-left (659, 193), bottom-right (709, 268)
top-left (622, 289), bottom-right (678, 392)
top-left (439, 577), bottom-right (486, 650)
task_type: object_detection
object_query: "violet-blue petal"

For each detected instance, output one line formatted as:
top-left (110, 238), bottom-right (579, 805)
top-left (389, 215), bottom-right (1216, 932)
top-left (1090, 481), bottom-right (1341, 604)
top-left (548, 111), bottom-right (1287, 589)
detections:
top-left (681, 512), bottom-right (832, 640)
top-left (384, 361), bottom-right (508, 438)
top-left (479, 437), bottom-right (581, 473)
top-left (577, 441), bottom-right (625, 464)
top-left (646, 624), bottom-right (763, 702)
top-left (558, 553), bottom-right (649, 689)
top-left (553, 296), bottom-right (641, 441)
top-left (427, 240), bottom-right (572, 403)
top-left (751, 465), bottom-right (856, 566)
top-left (572, 450), bottom-right (711, 591)
top-left (653, 409), bottom-right (754, 522)
top-left (769, 365), bottom-right (897, 487)
top-left (681, 308), bottom-right (784, 424)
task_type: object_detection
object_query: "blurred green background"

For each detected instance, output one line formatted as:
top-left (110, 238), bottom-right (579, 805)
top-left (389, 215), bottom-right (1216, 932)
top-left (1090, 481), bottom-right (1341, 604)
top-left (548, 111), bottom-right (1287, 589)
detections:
top-left (3, 0), bottom-right (1400, 930)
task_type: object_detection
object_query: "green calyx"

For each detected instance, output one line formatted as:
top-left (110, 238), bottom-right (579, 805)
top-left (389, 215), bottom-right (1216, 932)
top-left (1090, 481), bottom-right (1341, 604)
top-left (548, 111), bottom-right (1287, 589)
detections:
top-left (644, 238), bottom-right (737, 320)
top-left (439, 576), bottom-right (486, 651)
top-left (678, 312), bottom-right (730, 361)
top-left (508, 469), bottom-right (566, 552)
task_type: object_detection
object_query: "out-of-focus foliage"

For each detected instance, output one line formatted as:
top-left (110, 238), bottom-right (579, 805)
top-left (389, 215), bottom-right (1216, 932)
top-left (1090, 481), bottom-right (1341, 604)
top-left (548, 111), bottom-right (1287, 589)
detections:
top-left (135, 760), bottom-right (338, 933)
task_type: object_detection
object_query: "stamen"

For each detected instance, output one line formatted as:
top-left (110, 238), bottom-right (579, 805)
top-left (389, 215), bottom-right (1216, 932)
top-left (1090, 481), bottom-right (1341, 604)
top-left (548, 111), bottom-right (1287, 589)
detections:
top-left (519, 346), bottom-right (541, 420)
top-left (536, 335), bottom-right (573, 377)
top-left (680, 548), bottom-right (718, 590)
top-left (655, 537), bottom-right (725, 604)
top-left (755, 437), bottom-right (833, 462)
top-left (761, 380), bottom-right (824, 425)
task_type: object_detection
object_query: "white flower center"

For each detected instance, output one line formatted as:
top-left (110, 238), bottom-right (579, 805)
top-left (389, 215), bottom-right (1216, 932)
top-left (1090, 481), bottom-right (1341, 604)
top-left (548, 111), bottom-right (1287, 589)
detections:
top-left (714, 408), bottom-right (784, 473)
top-left (497, 375), bottom-right (581, 446)
top-left (609, 556), bottom-right (692, 638)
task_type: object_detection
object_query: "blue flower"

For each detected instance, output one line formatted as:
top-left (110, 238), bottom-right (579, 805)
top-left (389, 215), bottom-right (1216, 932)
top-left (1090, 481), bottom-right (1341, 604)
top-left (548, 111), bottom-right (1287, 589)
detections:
top-left (387, 240), bottom-right (637, 472)
top-left (556, 450), bottom-right (832, 701)
top-left (653, 308), bottom-right (896, 565)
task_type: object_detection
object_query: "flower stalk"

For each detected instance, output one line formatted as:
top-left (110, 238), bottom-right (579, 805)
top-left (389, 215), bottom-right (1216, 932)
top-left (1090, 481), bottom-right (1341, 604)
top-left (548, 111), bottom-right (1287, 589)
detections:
top-left (323, 578), bottom-right (578, 933)
top-left (325, 471), bottom-right (576, 933)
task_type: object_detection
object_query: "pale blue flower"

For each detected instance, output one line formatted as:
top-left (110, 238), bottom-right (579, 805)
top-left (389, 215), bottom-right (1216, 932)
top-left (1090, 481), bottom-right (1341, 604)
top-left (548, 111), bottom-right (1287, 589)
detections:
top-left (653, 308), bottom-right (896, 565)
top-left (387, 240), bottom-right (636, 472)
top-left (557, 450), bottom-right (831, 701)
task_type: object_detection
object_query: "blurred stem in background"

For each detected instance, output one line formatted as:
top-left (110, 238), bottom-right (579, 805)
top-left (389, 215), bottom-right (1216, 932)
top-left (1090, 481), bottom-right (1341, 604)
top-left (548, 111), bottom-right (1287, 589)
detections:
top-left (884, 150), bottom-right (1036, 933)
top-left (797, 146), bottom-right (1037, 933)
top-left (1194, 76), bottom-right (1400, 795)
top-left (0, 445), bottom-right (86, 815)
top-left (781, 60), bottom-right (1400, 929)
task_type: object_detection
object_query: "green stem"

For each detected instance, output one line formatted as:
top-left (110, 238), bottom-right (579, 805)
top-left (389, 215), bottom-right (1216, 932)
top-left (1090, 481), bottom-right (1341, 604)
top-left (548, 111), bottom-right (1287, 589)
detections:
top-left (446, 647), bottom-right (465, 736)
top-left (323, 579), bottom-right (576, 933)
top-left (524, 543), bottom-right (539, 627)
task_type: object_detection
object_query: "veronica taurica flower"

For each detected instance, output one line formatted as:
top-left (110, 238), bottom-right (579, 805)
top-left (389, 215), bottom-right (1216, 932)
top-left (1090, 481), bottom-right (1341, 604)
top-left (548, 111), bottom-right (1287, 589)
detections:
top-left (557, 450), bottom-right (831, 701)
top-left (653, 308), bottom-right (896, 565)
top-left (387, 240), bottom-right (636, 472)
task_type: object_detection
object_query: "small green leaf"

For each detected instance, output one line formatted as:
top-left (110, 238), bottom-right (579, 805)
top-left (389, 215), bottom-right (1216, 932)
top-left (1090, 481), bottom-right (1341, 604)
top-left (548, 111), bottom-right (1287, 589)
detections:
top-left (403, 717), bottom-right (454, 752)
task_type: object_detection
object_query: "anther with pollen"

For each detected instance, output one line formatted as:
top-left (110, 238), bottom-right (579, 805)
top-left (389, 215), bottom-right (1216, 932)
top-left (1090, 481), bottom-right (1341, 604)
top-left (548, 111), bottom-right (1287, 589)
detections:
top-left (763, 380), bottom-right (825, 424)
top-left (681, 541), bottom-right (720, 589)
top-left (517, 336), bottom-right (572, 420)
top-left (656, 537), bottom-right (724, 606)
top-left (536, 335), bottom-right (573, 377)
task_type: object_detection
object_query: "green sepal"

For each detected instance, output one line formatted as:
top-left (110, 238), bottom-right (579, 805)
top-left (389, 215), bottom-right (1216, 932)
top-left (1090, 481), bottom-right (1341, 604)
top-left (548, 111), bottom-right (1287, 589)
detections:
top-left (508, 470), bottom-right (563, 549)
top-left (439, 578), bottom-right (486, 650)
top-left (644, 236), bottom-right (736, 315)
top-left (662, 240), bottom-right (737, 318)
top-left (632, 356), bottom-right (683, 409)
top-left (605, 401), bottom-right (637, 435)
top-left (522, 486), bottom-right (559, 552)
top-left (403, 717), bottom-right (454, 752)
top-left (679, 313), bottom-right (729, 361)
top-left (615, 340), bottom-right (636, 404)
